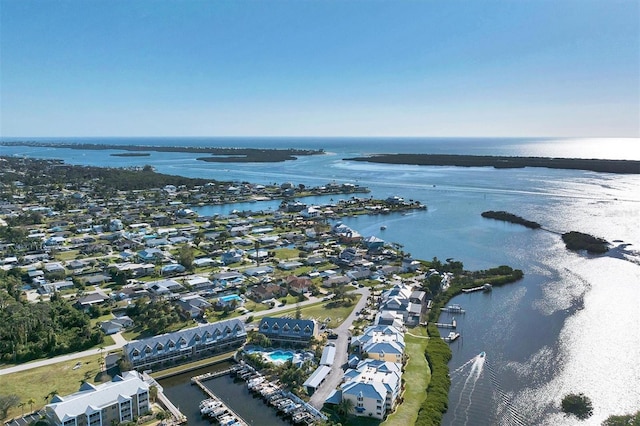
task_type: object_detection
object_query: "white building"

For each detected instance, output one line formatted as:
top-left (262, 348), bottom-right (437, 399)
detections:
top-left (44, 371), bottom-right (149, 426)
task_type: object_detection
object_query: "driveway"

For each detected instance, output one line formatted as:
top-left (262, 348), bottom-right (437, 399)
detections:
top-left (309, 287), bottom-right (370, 408)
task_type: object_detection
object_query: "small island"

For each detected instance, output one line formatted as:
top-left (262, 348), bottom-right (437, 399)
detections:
top-left (481, 211), bottom-right (541, 229)
top-left (110, 152), bottom-right (151, 157)
top-left (562, 231), bottom-right (609, 254)
top-left (0, 141), bottom-right (324, 163)
top-left (344, 153), bottom-right (640, 174)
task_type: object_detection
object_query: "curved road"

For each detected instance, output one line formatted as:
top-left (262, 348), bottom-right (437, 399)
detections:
top-left (309, 287), bottom-right (370, 408)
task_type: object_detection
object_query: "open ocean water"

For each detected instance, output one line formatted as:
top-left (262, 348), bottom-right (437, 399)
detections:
top-left (2, 137), bottom-right (639, 425)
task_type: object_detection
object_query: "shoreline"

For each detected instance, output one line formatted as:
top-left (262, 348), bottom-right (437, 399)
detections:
top-left (345, 153), bottom-right (640, 174)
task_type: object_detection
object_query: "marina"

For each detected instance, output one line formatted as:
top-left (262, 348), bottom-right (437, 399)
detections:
top-left (192, 373), bottom-right (248, 425)
top-left (230, 363), bottom-right (327, 425)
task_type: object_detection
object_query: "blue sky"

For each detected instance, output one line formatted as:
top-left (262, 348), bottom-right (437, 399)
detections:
top-left (1, 0), bottom-right (638, 137)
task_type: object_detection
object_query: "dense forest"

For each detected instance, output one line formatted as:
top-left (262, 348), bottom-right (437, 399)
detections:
top-left (0, 271), bottom-right (103, 363)
top-left (0, 156), bottom-right (216, 191)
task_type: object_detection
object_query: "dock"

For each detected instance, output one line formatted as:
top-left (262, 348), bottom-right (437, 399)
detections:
top-left (141, 373), bottom-right (187, 424)
top-left (440, 304), bottom-right (466, 314)
top-left (433, 318), bottom-right (457, 329)
top-left (462, 283), bottom-right (492, 293)
top-left (192, 375), bottom-right (248, 426)
top-left (442, 332), bottom-right (461, 343)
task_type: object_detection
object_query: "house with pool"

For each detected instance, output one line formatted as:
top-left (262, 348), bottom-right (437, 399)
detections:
top-left (257, 317), bottom-right (320, 347)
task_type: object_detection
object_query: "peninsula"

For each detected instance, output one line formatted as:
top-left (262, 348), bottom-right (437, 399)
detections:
top-left (344, 153), bottom-right (640, 174)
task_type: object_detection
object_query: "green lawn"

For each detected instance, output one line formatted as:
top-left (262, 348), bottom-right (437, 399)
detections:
top-left (382, 327), bottom-right (431, 426)
top-left (0, 353), bottom-right (117, 421)
top-left (273, 295), bottom-right (362, 327)
top-left (52, 249), bottom-right (80, 262)
top-left (272, 247), bottom-right (299, 260)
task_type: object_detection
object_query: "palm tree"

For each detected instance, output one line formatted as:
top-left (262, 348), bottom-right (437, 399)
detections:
top-left (336, 398), bottom-right (354, 421)
top-left (18, 402), bottom-right (25, 416)
top-left (27, 397), bottom-right (35, 413)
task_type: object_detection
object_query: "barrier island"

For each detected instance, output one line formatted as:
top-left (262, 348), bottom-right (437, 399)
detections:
top-left (481, 211), bottom-right (541, 229)
top-left (0, 141), bottom-right (324, 163)
top-left (345, 153), bottom-right (640, 174)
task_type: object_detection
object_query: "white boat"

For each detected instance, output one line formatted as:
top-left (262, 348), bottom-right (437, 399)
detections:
top-left (443, 332), bottom-right (460, 342)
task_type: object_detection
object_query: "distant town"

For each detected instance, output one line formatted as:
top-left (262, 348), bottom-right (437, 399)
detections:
top-left (0, 156), bottom-right (521, 426)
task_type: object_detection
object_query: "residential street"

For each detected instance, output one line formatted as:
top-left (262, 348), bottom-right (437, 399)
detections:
top-left (309, 287), bottom-right (371, 408)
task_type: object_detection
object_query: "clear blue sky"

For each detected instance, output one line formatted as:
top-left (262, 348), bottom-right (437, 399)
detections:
top-left (1, 0), bottom-right (638, 137)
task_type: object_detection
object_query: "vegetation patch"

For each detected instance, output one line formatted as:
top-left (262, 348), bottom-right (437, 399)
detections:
top-left (481, 210), bottom-right (541, 229)
top-left (415, 324), bottom-right (452, 426)
top-left (562, 231), bottom-right (609, 254)
top-left (561, 393), bottom-right (593, 420)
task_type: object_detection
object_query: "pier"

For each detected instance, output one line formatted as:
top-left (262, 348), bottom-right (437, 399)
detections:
top-left (461, 283), bottom-right (492, 293)
top-left (441, 304), bottom-right (466, 314)
top-left (192, 374), bottom-right (249, 426)
top-left (433, 318), bottom-right (457, 329)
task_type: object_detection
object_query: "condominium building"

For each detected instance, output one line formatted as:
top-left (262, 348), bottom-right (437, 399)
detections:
top-left (123, 318), bottom-right (246, 371)
top-left (44, 371), bottom-right (149, 426)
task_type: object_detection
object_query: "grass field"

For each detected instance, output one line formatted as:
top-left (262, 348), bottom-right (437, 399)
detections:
top-left (275, 295), bottom-right (362, 327)
top-left (382, 327), bottom-right (431, 426)
top-left (0, 353), bottom-right (115, 421)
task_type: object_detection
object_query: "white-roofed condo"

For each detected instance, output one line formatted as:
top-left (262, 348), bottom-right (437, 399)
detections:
top-left (44, 371), bottom-right (149, 426)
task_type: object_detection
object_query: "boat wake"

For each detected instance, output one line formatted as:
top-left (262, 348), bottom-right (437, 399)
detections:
top-left (449, 352), bottom-right (529, 426)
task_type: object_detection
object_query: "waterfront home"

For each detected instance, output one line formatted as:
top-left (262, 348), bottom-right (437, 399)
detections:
top-left (220, 248), bottom-right (244, 265)
top-left (351, 325), bottom-right (405, 363)
top-left (44, 371), bottom-right (149, 426)
top-left (123, 319), bottom-right (246, 370)
top-left (257, 317), bottom-right (319, 347)
top-left (379, 283), bottom-right (424, 326)
top-left (339, 359), bottom-right (402, 419)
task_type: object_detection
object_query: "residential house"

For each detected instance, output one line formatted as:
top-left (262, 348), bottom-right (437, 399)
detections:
top-left (220, 249), bottom-right (244, 265)
top-left (100, 316), bottom-right (134, 335)
top-left (74, 292), bottom-right (110, 312)
top-left (146, 279), bottom-right (184, 295)
top-left (249, 282), bottom-right (286, 302)
top-left (351, 325), bottom-right (405, 364)
top-left (211, 271), bottom-right (245, 289)
top-left (176, 294), bottom-right (212, 319)
top-left (286, 275), bottom-right (312, 294)
top-left (44, 371), bottom-right (150, 426)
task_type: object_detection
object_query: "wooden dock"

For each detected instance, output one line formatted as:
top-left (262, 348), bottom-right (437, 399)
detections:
top-left (462, 283), bottom-right (492, 293)
top-left (192, 375), bottom-right (249, 426)
top-left (433, 318), bottom-right (457, 329)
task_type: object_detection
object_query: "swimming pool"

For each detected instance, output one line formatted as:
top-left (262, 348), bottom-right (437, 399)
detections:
top-left (267, 350), bottom-right (294, 363)
top-left (245, 347), bottom-right (315, 366)
top-left (218, 294), bottom-right (242, 303)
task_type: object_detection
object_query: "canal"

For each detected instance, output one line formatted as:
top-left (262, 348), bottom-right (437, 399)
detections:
top-left (158, 362), bottom-right (288, 426)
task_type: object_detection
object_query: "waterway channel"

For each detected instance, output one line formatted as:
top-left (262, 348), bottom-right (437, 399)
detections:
top-left (158, 363), bottom-right (288, 426)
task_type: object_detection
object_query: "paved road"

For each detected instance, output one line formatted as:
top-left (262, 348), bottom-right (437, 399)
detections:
top-left (309, 287), bottom-right (371, 409)
top-left (0, 332), bottom-right (127, 376)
